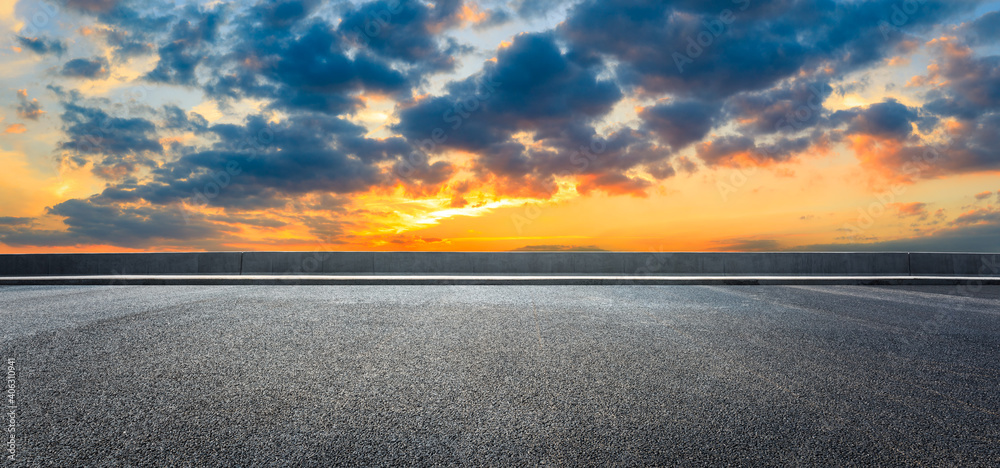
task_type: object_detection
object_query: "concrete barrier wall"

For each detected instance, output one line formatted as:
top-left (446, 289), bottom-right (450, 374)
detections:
top-left (909, 253), bottom-right (999, 277)
top-left (720, 252), bottom-right (911, 276)
top-left (238, 252), bottom-right (918, 276)
top-left (1, 252), bottom-right (998, 277)
top-left (0, 252), bottom-right (243, 277)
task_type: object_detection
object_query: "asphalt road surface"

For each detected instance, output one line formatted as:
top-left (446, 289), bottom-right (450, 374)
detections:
top-left (2, 285), bottom-right (999, 466)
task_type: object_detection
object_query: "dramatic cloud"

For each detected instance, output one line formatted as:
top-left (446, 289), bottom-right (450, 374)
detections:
top-left (395, 32), bottom-right (628, 197)
top-left (845, 112), bottom-right (1000, 180)
top-left (46, 198), bottom-right (217, 248)
top-left (2, 0), bottom-right (1000, 252)
top-left (53, 98), bottom-right (164, 180)
top-left (21, 105), bottom-right (426, 247)
top-left (559, 0), bottom-right (974, 100)
top-left (206, 19), bottom-right (409, 115)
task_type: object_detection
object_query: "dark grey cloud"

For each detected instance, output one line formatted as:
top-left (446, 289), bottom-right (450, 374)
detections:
top-left (206, 19), bottom-right (409, 115)
top-left (60, 57), bottom-right (110, 79)
top-left (69, 1), bottom-right (174, 59)
top-left (724, 80), bottom-right (833, 135)
top-left (0, 217), bottom-right (31, 226)
top-left (396, 33), bottom-right (620, 149)
top-left (529, 127), bottom-right (677, 182)
top-left (830, 99), bottom-right (925, 140)
top-left (251, 0), bottom-right (319, 28)
top-left (559, 0), bottom-right (978, 100)
top-left (144, 5), bottom-right (222, 85)
top-left (15, 35), bottom-right (65, 55)
top-left (0, 198), bottom-right (219, 250)
top-left (0, 228), bottom-right (89, 248)
top-left (958, 10), bottom-right (1000, 45)
top-left (640, 100), bottom-right (721, 150)
top-left (549, 0), bottom-right (979, 175)
top-left (338, 0), bottom-right (470, 76)
top-left (103, 28), bottom-right (155, 58)
top-left (46, 198), bottom-right (217, 248)
top-left (162, 105), bottom-right (208, 132)
top-left (58, 101), bottom-right (162, 157)
top-left (394, 32), bottom-right (637, 196)
top-left (81, 108), bottom-right (423, 212)
top-left (695, 134), bottom-right (812, 167)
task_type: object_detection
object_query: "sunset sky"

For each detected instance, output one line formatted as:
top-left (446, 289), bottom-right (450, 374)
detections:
top-left (1, 0), bottom-right (999, 252)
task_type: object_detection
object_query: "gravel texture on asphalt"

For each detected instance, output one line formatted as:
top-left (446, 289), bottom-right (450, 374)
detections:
top-left (1, 285), bottom-right (998, 466)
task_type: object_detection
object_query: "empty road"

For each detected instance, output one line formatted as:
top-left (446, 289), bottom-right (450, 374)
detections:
top-left (2, 285), bottom-right (999, 466)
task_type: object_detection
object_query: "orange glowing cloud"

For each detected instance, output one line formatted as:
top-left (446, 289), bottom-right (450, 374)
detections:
top-left (4, 124), bottom-right (26, 134)
top-left (909, 37), bottom-right (973, 89)
top-left (482, 173), bottom-right (559, 200)
top-left (846, 134), bottom-right (907, 179)
top-left (575, 173), bottom-right (652, 198)
top-left (458, 4), bottom-right (489, 24)
top-left (890, 202), bottom-right (929, 218)
top-left (885, 56), bottom-right (910, 67)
